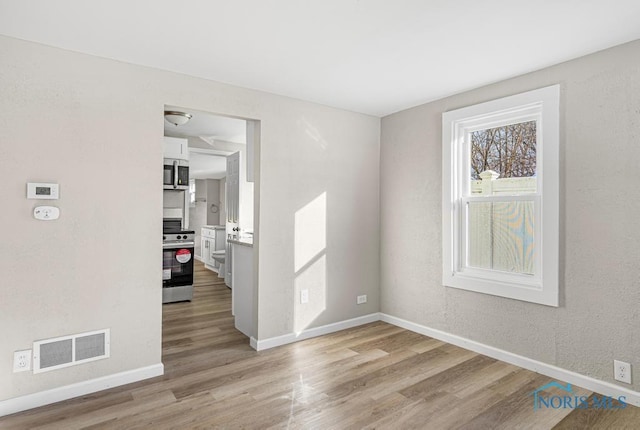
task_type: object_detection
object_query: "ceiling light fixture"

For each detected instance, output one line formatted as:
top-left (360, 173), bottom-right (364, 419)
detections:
top-left (164, 110), bottom-right (192, 126)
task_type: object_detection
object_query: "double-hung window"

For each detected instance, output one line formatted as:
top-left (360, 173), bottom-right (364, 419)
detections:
top-left (442, 85), bottom-right (559, 306)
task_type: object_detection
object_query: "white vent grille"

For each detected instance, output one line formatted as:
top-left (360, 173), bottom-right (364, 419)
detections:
top-left (33, 329), bottom-right (110, 373)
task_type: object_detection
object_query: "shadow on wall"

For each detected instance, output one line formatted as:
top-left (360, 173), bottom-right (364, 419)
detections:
top-left (294, 192), bottom-right (327, 334)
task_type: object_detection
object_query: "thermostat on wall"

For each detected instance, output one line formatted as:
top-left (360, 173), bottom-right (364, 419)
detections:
top-left (27, 183), bottom-right (59, 200)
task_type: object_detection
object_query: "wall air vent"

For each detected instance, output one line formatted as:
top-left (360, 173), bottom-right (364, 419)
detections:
top-left (33, 329), bottom-right (110, 373)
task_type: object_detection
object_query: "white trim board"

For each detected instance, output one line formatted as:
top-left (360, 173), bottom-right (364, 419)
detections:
top-left (0, 363), bottom-right (164, 417)
top-left (252, 313), bottom-right (380, 351)
top-left (249, 336), bottom-right (258, 350)
top-left (379, 313), bottom-right (640, 407)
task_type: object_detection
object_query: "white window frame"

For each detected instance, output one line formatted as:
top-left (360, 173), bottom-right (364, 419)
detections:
top-left (442, 85), bottom-right (559, 306)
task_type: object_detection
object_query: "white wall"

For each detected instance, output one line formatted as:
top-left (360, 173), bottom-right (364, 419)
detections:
top-left (257, 107), bottom-right (380, 339)
top-left (190, 178), bottom-right (220, 257)
top-left (380, 40), bottom-right (640, 391)
top-left (162, 189), bottom-right (185, 221)
top-left (205, 179), bottom-right (221, 226)
top-left (190, 179), bottom-right (208, 257)
top-left (0, 35), bottom-right (380, 403)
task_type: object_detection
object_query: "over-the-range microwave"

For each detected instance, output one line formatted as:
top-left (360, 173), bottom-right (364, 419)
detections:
top-left (163, 158), bottom-right (189, 190)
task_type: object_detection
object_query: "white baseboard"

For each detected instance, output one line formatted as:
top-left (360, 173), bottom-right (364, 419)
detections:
top-left (194, 255), bottom-right (204, 262)
top-left (253, 313), bottom-right (380, 351)
top-left (380, 313), bottom-right (640, 407)
top-left (0, 363), bottom-right (164, 417)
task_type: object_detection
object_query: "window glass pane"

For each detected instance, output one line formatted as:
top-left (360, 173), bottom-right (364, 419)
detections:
top-left (470, 121), bottom-right (537, 194)
top-left (467, 200), bottom-right (535, 275)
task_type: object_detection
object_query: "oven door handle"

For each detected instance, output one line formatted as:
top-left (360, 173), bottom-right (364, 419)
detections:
top-left (163, 241), bottom-right (195, 249)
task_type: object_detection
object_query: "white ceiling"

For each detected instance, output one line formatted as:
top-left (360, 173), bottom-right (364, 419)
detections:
top-left (189, 151), bottom-right (228, 180)
top-left (164, 105), bottom-right (246, 144)
top-left (164, 106), bottom-right (245, 179)
top-left (1, 1), bottom-right (640, 116)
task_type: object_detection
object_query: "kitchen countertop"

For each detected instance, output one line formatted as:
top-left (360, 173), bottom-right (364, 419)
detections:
top-left (228, 237), bottom-right (253, 248)
top-left (202, 225), bottom-right (225, 230)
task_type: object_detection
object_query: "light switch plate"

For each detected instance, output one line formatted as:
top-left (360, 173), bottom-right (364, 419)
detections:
top-left (34, 206), bottom-right (60, 220)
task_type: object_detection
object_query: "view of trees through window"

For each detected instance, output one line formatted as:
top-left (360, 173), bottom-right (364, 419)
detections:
top-left (470, 121), bottom-right (537, 180)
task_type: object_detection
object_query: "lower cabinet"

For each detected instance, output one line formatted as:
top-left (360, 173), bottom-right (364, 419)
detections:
top-left (201, 236), bottom-right (217, 271)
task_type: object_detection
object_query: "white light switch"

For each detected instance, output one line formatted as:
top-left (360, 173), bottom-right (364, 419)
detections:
top-left (34, 206), bottom-right (60, 220)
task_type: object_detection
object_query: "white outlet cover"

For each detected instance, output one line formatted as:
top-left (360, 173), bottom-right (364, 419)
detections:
top-left (13, 349), bottom-right (32, 372)
top-left (614, 360), bottom-right (632, 384)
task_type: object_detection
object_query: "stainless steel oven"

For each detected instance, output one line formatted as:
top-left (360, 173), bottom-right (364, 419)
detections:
top-left (162, 219), bottom-right (194, 303)
top-left (163, 158), bottom-right (189, 190)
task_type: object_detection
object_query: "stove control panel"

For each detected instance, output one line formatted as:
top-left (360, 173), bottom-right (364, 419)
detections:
top-left (162, 232), bottom-right (195, 242)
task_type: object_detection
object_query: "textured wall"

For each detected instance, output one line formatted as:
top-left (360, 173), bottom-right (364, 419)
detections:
top-left (257, 88), bottom-right (381, 338)
top-left (0, 35), bottom-right (380, 402)
top-left (380, 40), bottom-right (640, 390)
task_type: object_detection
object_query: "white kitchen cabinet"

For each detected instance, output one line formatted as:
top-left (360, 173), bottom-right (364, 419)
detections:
top-left (201, 236), bottom-right (214, 269)
top-left (163, 136), bottom-right (189, 160)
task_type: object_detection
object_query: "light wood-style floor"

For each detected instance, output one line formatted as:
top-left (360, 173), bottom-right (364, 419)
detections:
top-left (2, 261), bottom-right (638, 429)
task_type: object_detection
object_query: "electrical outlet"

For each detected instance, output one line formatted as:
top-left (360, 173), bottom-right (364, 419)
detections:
top-left (300, 289), bottom-right (309, 304)
top-left (357, 295), bottom-right (367, 305)
top-left (13, 350), bottom-right (32, 373)
top-left (614, 360), bottom-right (631, 384)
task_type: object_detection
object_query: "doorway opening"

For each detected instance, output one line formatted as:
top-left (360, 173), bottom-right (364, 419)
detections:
top-left (161, 105), bottom-right (259, 360)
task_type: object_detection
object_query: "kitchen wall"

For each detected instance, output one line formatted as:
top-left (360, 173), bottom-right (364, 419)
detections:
top-left (0, 35), bottom-right (380, 404)
top-left (190, 178), bottom-right (220, 258)
top-left (206, 179), bottom-right (221, 226)
top-left (189, 138), bottom-right (252, 233)
top-left (190, 179), bottom-right (207, 257)
top-left (380, 39), bottom-right (640, 391)
top-left (162, 189), bottom-right (186, 221)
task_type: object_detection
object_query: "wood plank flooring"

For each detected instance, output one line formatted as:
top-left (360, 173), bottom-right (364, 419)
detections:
top-left (1, 261), bottom-right (638, 429)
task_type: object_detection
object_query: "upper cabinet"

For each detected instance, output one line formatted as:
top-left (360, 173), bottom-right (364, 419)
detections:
top-left (163, 136), bottom-right (189, 160)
